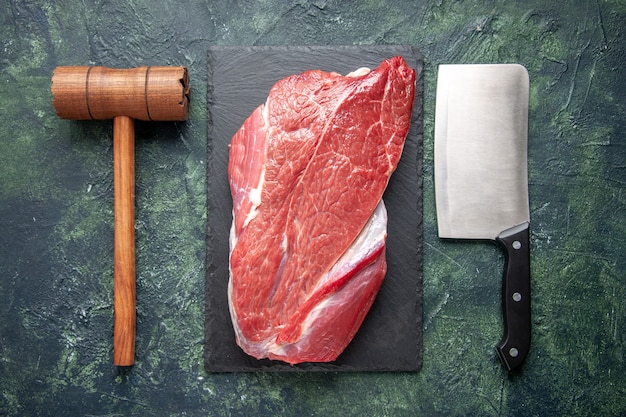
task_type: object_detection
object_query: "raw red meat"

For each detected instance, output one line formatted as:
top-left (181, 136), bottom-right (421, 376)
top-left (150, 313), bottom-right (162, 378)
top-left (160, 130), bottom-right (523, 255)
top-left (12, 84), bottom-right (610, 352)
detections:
top-left (228, 56), bottom-right (416, 364)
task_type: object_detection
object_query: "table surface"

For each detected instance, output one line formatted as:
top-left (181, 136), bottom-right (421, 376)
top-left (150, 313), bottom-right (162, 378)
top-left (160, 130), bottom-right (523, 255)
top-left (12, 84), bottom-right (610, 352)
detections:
top-left (1, 1), bottom-right (624, 416)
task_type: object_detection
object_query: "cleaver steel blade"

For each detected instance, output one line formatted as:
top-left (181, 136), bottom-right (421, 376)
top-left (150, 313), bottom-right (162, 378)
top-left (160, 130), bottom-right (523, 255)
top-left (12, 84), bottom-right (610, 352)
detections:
top-left (434, 64), bottom-right (531, 371)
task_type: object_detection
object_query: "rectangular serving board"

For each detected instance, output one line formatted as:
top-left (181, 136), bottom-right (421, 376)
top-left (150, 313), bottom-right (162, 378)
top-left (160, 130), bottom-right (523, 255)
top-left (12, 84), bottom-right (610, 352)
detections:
top-left (205, 45), bottom-right (423, 372)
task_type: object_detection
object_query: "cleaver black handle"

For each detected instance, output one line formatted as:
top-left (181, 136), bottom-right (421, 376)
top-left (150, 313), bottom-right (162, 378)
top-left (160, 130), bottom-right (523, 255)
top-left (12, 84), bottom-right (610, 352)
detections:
top-left (495, 223), bottom-right (531, 372)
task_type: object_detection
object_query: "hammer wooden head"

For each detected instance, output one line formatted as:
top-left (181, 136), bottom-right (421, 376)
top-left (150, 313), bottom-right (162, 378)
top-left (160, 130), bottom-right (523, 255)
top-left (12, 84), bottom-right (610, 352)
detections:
top-left (52, 66), bottom-right (189, 121)
top-left (51, 65), bottom-right (190, 367)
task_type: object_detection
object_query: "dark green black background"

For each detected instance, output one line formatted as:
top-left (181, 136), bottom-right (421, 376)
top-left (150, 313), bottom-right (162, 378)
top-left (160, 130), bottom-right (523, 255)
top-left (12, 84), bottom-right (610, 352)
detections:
top-left (1, 1), bottom-right (624, 415)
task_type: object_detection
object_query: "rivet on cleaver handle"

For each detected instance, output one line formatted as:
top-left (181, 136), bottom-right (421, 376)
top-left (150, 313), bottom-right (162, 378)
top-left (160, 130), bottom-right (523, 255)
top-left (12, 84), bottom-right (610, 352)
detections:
top-left (434, 64), bottom-right (531, 371)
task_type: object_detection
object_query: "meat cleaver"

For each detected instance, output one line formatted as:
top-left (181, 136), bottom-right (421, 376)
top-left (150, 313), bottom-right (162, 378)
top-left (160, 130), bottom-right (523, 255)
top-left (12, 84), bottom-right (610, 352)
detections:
top-left (434, 64), bottom-right (530, 371)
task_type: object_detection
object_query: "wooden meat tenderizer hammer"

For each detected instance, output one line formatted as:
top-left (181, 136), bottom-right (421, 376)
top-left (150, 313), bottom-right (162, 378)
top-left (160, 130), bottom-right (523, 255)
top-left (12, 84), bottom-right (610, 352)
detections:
top-left (51, 66), bottom-right (190, 366)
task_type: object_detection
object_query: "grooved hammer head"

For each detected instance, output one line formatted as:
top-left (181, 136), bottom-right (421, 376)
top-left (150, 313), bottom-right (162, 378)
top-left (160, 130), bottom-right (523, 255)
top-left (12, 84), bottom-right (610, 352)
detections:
top-left (51, 66), bottom-right (190, 121)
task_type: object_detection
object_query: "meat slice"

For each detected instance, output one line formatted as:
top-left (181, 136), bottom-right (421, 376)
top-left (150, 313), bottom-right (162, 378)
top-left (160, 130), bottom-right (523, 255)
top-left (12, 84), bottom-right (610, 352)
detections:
top-left (228, 56), bottom-right (416, 364)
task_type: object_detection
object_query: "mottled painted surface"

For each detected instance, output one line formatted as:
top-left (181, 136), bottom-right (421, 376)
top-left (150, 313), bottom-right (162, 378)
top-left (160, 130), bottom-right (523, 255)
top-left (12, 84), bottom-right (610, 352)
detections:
top-left (0, 0), bottom-right (624, 416)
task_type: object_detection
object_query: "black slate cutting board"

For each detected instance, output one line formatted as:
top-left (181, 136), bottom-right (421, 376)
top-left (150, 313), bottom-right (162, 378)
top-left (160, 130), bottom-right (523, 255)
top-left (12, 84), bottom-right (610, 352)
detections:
top-left (205, 46), bottom-right (423, 372)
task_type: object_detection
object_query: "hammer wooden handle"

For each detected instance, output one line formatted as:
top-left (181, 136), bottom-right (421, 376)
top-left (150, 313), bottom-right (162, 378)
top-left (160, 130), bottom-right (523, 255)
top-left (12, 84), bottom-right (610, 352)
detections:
top-left (113, 115), bottom-right (136, 366)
